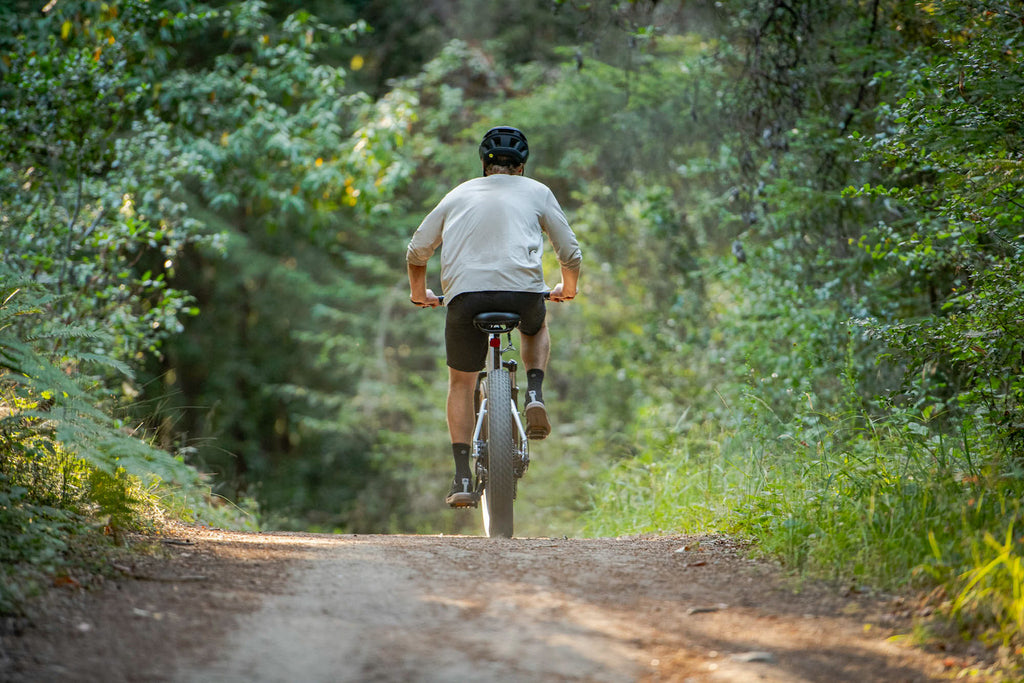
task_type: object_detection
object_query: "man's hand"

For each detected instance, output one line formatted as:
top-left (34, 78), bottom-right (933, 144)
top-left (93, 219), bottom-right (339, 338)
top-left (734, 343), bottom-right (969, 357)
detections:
top-left (549, 266), bottom-right (579, 303)
top-left (408, 263), bottom-right (441, 307)
top-left (548, 282), bottom-right (576, 302)
top-left (411, 288), bottom-right (442, 308)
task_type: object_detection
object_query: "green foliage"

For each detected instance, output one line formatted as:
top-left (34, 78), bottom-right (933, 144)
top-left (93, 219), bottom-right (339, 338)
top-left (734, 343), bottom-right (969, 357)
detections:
top-left (0, 282), bottom-right (187, 484)
top-left (847, 2), bottom-right (1024, 456)
top-left (0, 474), bottom-right (89, 614)
top-left (0, 5), bottom-right (203, 366)
top-left (128, 2), bottom-right (421, 520)
top-left (581, 367), bottom-right (1022, 658)
top-left (570, 0), bottom-right (1024, 661)
top-left (582, 420), bottom-right (737, 537)
top-left (0, 279), bottom-right (194, 615)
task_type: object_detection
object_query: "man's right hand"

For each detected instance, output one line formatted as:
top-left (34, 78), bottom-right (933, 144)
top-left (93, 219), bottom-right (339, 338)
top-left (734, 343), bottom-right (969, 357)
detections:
top-left (411, 288), bottom-right (442, 307)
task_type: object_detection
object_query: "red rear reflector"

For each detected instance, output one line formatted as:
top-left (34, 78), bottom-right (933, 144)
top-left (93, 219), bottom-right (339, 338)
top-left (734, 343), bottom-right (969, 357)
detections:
top-left (489, 337), bottom-right (501, 348)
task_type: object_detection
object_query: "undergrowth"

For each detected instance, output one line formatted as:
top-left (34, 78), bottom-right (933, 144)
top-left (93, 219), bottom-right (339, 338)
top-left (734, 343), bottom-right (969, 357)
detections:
top-left (0, 283), bottom-right (257, 616)
top-left (0, 428), bottom-right (259, 616)
top-left (0, 405), bottom-right (259, 616)
top-left (581, 392), bottom-right (1024, 674)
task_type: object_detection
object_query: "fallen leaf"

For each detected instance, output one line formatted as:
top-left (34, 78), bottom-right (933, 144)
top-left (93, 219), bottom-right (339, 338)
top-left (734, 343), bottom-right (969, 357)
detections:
top-left (53, 574), bottom-right (81, 588)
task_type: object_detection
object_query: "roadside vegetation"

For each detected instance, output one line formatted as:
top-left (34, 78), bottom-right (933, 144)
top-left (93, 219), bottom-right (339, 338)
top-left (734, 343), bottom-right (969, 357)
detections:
top-left (2, 0), bottom-right (1021, 674)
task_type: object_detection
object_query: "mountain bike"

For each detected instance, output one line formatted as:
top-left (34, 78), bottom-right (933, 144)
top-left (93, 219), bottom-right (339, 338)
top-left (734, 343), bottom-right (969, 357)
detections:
top-left (420, 295), bottom-right (541, 538)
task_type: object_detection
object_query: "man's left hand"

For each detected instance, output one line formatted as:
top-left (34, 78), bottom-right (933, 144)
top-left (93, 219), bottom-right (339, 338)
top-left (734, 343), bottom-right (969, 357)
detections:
top-left (411, 289), bottom-right (442, 307)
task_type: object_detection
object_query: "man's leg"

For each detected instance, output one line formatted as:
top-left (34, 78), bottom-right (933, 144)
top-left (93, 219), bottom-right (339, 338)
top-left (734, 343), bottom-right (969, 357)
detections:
top-left (445, 367), bottom-right (479, 506)
top-left (447, 367), bottom-right (478, 446)
top-left (520, 319), bottom-right (550, 372)
top-left (520, 321), bottom-right (552, 439)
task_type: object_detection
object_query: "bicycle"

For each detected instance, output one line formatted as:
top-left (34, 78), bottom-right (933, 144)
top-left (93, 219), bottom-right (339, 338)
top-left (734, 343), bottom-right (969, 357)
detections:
top-left (472, 309), bottom-right (532, 538)
top-left (422, 295), bottom-right (543, 538)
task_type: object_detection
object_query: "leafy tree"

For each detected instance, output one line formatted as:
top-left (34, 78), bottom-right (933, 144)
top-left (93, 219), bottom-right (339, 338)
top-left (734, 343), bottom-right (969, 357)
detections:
top-left (850, 1), bottom-right (1024, 456)
top-left (83, 2), bottom-right (420, 526)
top-left (0, 1), bottom-right (204, 365)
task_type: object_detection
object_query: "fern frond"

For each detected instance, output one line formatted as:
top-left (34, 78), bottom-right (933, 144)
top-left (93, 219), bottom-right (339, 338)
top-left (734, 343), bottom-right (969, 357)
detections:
top-left (24, 326), bottom-right (105, 343)
top-left (0, 289), bottom-right (68, 328)
top-left (76, 353), bottom-right (135, 378)
top-left (2, 334), bottom-right (191, 488)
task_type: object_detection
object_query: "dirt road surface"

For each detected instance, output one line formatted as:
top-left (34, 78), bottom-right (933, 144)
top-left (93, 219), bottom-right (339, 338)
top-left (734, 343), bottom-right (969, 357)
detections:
top-left (2, 527), bottom-right (961, 682)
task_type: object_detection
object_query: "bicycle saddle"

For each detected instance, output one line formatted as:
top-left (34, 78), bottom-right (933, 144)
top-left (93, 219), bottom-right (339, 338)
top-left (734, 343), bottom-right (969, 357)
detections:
top-left (473, 312), bottom-right (521, 334)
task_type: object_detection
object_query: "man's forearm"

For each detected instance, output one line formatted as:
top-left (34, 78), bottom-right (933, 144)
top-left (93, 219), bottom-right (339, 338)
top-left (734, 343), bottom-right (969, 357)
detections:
top-left (408, 263), bottom-right (429, 300)
top-left (560, 266), bottom-right (580, 297)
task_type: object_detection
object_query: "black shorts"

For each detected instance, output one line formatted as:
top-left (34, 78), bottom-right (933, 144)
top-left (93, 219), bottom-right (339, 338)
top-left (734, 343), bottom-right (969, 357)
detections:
top-left (445, 291), bottom-right (547, 372)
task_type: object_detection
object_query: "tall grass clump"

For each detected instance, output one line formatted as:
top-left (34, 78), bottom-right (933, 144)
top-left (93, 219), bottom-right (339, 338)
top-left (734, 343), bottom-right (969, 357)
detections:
top-left (944, 515), bottom-right (1024, 652)
top-left (582, 414), bottom-right (744, 537)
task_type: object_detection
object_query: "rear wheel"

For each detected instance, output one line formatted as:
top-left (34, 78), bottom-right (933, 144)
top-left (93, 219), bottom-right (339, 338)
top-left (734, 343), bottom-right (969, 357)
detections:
top-left (482, 368), bottom-right (515, 538)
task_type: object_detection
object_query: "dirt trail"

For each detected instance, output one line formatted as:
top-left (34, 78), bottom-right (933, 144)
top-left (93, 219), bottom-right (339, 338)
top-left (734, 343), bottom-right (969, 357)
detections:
top-left (3, 528), bottom-right (956, 682)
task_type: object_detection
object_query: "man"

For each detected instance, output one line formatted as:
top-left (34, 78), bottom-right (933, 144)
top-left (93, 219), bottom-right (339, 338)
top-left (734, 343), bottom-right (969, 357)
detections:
top-left (407, 126), bottom-right (582, 507)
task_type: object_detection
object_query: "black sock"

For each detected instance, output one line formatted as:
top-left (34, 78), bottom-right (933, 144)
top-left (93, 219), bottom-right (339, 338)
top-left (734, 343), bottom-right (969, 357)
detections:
top-left (526, 369), bottom-right (544, 404)
top-left (452, 443), bottom-right (471, 480)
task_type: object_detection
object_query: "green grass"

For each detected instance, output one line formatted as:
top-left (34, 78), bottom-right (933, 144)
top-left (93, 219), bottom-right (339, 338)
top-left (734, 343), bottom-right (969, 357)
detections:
top-left (581, 419), bottom-right (744, 536)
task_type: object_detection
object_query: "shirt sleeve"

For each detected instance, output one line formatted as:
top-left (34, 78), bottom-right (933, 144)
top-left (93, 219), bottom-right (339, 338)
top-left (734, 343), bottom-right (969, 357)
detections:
top-left (406, 198), bottom-right (446, 266)
top-left (539, 188), bottom-right (582, 270)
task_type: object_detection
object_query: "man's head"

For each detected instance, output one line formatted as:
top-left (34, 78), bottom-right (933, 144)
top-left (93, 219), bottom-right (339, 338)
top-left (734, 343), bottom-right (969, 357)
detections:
top-left (479, 126), bottom-right (529, 176)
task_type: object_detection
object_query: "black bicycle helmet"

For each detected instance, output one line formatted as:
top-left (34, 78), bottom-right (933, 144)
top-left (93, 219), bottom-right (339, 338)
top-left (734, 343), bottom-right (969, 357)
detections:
top-left (478, 126), bottom-right (529, 165)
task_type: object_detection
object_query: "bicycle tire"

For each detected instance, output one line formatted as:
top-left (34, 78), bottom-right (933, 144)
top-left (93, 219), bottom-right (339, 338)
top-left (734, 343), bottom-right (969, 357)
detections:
top-left (483, 368), bottom-right (515, 538)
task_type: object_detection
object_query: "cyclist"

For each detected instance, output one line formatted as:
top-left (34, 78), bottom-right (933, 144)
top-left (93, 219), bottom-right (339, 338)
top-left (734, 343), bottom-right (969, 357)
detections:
top-left (407, 126), bottom-right (582, 507)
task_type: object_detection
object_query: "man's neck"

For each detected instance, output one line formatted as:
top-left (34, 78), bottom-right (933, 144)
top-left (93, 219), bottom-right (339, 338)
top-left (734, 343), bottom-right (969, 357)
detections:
top-left (483, 166), bottom-right (524, 177)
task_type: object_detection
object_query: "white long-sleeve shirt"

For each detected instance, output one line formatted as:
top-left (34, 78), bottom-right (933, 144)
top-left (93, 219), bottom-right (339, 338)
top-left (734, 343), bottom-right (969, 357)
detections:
top-left (406, 174), bottom-right (582, 303)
